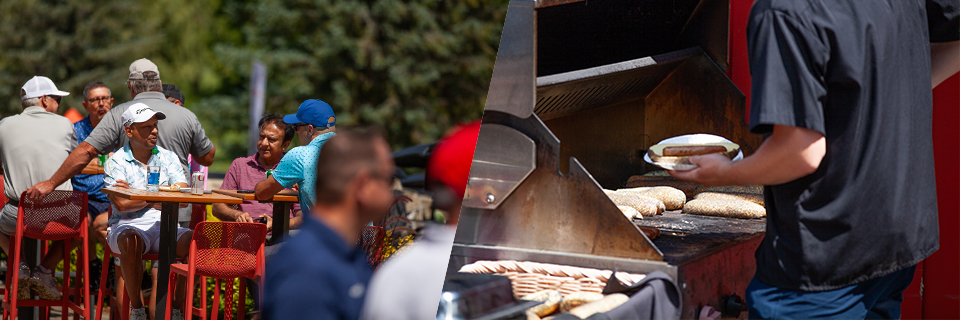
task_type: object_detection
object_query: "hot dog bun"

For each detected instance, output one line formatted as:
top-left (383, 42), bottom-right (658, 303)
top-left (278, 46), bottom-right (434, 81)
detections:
top-left (647, 142), bottom-right (739, 165)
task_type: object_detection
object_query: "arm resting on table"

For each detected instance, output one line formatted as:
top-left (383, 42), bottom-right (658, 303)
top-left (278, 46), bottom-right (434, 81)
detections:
top-left (255, 176), bottom-right (286, 201)
top-left (669, 125), bottom-right (825, 186)
top-left (212, 203), bottom-right (253, 223)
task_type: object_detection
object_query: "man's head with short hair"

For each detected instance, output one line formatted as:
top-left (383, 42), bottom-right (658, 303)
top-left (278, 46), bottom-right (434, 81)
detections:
top-left (20, 76), bottom-right (69, 113)
top-left (82, 81), bottom-right (113, 124)
top-left (314, 127), bottom-right (395, 223)
top-left (256, 114), bottom-right (295, 163)
top-left (162, 84), bottom-right (185, 106)
top-left (126, 58), bottom-right (162, 97)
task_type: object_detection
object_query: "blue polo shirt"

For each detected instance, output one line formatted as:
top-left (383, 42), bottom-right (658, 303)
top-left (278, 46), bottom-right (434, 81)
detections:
top-left (272, 132), bottom-right (336, 213)
top-left (71, 117), bottom-right (109, 202)
top-left (264, 214), bottom-right (372, 320)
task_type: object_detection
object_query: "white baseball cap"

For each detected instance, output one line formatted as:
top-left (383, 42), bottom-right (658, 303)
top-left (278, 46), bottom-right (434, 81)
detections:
top-left (121, 103), bottom-right (166, 127)
top-left (21, 76), bottom-right (70, 100)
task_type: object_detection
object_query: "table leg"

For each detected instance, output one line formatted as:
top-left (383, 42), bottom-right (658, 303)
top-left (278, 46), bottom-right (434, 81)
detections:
top-left (155, 201), bottom-right (179, 320)
top-left (271, 202), bottom-right (291, 244)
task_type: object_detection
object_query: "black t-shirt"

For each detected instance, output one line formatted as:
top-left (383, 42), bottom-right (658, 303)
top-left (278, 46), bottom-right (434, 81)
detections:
top-left (747, 0), bottom-right (958, 291)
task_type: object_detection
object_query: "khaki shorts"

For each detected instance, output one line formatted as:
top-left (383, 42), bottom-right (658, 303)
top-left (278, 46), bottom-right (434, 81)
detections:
top-left (0, 203), bottom-right (19, 236)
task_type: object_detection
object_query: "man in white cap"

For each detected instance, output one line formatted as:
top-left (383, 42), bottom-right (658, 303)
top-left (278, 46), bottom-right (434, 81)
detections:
top-left (103, 103), bottom-right (191, 320)
top-left (25, 58), bottom-right (216, 202)
top-left (0, 76), bottom-right (77, 300)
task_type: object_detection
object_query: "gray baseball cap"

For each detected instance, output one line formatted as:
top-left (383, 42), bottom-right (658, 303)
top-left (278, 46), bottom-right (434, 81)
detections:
top-left (128, 58), bottom-right (160, 80)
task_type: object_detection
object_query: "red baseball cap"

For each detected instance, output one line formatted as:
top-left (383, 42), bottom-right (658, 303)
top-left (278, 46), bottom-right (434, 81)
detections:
top-left (427, 120), bottom-right (481, 199)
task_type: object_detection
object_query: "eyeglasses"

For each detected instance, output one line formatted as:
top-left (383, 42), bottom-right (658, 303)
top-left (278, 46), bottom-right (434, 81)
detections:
top-left (86, 96), bottom-right (112, 104)
top-left (46, 95), bottom-right (62, 104)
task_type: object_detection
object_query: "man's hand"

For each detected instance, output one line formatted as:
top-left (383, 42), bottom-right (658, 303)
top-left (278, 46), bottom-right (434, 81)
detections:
top-left (113, 180), bottom-right (131, 189)
top-left (667, 154), bottom-right (735, 187)
top-left (669, 125), bottom-right (825, 187)
top-left (235, 212), bottom-right (254, 223)
top-left (24, 180), bottom-right (56, 202)
top-left (263, 214), bottom-right (273, 230)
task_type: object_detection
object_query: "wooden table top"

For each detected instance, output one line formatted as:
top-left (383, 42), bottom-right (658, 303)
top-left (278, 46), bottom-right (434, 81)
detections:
top-left (212, 189), bottom-right (300, 202)
top-left (102, 188), bottom-right (243, 204)
top-left (80, 166), bottom-right (104, 174)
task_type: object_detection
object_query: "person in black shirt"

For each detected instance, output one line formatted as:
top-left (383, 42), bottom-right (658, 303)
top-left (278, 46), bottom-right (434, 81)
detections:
top-left (670, 0), bottom-right (958, 319)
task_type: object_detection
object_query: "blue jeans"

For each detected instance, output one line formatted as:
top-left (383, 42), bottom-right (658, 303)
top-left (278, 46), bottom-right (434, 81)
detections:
top-left (747, 266), bottom-right (916, 320)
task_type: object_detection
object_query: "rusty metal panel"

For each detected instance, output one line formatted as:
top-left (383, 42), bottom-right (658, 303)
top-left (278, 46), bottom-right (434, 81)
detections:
top-left (456, 112), bottom-right (663, 261)
top-left (644, 54), bottom-right (762, 155)
top-left (463, 124), bottom-right (536, 210)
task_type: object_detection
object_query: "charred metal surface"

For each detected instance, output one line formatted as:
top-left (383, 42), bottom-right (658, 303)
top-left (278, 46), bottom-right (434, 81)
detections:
top-left (536, 50), bottom-right (757, 188)
top-left (644, 55), bottom-right (762, 156)
top-left (536, 0), bottom-right (728, 76)
top-left (456, 111), bottom-right (663, 261)
top-left (535, 47), bottom-right (701, 121)
top-left (634, 211), bottom-right (765, 264)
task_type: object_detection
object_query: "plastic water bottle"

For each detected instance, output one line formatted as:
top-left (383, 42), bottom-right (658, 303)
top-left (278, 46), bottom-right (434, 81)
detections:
top-left (146, 149), bottom-right (160, 191)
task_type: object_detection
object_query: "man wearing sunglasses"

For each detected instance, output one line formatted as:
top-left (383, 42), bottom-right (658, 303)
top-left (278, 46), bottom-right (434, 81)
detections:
top-left (255, 99), bottom-right (337, 214)
top-left (0, 76), bottom-right (77, 300)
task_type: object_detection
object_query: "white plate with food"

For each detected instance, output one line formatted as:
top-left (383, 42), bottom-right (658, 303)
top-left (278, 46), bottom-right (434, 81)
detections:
top-left (644, 134), bottom-right (743, 171)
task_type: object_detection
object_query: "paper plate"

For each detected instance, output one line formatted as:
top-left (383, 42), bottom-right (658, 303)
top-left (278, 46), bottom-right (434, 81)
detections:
top-left (643, 134), bottom-right (743, 171)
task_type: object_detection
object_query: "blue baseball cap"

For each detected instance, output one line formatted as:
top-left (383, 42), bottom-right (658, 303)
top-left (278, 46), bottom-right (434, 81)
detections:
top-left (283, 99), bottom-right (336, 128)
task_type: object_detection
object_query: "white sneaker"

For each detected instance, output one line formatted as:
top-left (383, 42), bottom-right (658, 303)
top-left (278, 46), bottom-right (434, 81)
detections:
top-left (16, 262), bottom-right (32, 300)
top-left (171, 308), bottom-right (185, 320)
top-left (130, 307), bottom-right (148, 320)
top-left (30, 266), bottom-right (62, 300)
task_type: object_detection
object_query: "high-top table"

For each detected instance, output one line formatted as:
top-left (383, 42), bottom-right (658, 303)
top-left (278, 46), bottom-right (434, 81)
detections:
top-left (100, 188), bottom-right (242, 320)
top-left (212, 189), bottom-right (300, 244)
top-left (80, 166), bottom-right (104, 174)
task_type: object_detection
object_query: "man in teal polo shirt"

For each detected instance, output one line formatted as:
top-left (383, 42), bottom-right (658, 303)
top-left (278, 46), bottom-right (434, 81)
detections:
top-left (255, 99), bottom-right (336, 213)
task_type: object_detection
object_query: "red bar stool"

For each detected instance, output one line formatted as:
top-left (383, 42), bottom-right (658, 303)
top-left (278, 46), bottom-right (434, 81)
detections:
top-left (2, 190), bottom-right (90, 320)
top-left (95, 207), bottom-right (208, 320)
top-left (165, 222), bottom-right (266, 320)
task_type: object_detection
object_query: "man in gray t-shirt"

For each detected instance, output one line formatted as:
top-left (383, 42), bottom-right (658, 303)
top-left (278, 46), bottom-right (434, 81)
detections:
top-left (24, 58), bottom-right (216, 202)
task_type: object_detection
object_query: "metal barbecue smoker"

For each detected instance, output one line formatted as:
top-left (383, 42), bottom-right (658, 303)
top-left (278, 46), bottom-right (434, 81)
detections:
top-left (447, 0), bottom-right (767, 319)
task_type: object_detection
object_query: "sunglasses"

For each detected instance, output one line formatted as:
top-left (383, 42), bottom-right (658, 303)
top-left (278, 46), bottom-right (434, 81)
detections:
top-left (46, 95), bottom-right (62, 104)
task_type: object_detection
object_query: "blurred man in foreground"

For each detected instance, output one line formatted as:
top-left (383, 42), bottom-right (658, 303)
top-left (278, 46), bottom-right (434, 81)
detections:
top-left (264, 128), bottom-right (396, 320)
top-left (361, 120), bottom-right (480, 320)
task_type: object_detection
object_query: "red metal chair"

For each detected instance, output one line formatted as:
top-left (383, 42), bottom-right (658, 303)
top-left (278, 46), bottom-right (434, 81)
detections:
top-left (165, 222), bottom-right (266, 320)
top-left (2, 190), bottom-right (90, 320)
top-left (95, 206), bottom-right (209, 320)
